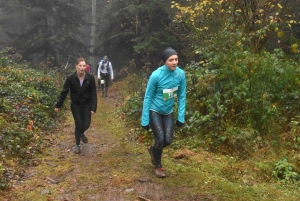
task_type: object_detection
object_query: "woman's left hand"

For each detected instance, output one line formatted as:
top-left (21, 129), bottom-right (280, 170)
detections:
top-left (91, 111), bottom-right (95, 115)
top-left (176, 120), bottom-right (184, 127)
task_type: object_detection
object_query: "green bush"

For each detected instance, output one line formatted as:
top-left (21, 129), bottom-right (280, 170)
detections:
top-left (273, 156), bottom-right (300, 184)
top-left (0, 54), bottom-right (63, 190)
top-left (121, 61), bottom-right (148, 127)
top-left (182, 31), bottom-right (300, 156)
top-left (123, 92), bottom-right (143, 125)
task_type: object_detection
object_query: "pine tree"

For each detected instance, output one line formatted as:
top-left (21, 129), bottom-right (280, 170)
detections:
top-left (2, 0), bottom-right (89, 67)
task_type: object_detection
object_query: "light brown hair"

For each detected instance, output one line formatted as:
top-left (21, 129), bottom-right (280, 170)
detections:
top-left (76, 58), bottom-right (86, 65)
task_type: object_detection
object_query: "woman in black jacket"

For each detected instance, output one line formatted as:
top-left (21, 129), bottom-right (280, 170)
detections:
top-left (55, 58), bottom-right (97, 154)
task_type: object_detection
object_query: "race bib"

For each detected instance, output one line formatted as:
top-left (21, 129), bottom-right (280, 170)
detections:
top-left (163, 87), bottom-right (178, 101)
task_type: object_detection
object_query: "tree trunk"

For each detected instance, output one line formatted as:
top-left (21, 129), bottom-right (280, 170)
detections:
top-left (90, 0), bottom-right (96, 69)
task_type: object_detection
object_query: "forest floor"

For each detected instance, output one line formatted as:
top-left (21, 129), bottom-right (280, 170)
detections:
top-left (1, 82), bottom-right (300, 201)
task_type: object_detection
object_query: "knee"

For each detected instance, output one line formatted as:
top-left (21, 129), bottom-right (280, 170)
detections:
top-left (154, 140), bottom-right (164, 149)
top-left (164, 138), bottom-right (173, 147)
top-left (83, 123), bottom-right (90, 130)
top-left (75, 121), bottom-right (83, 128)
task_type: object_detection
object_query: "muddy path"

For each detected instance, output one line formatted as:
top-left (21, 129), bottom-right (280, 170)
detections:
top-left (1, 83), bottom-right (201, 201)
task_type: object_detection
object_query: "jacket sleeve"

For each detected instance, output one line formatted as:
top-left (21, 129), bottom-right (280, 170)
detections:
top-left (141, 74), bottom-right (157, 126)
top-left (109, 62), bottom-right (114, 79)
top-left (55, 75), bottom-right (71, 108)
top-left (98, 62), bottom-right (102, 77)
top-left (97, 62), bottom-right (101, 78)
top-left (90, 75), bottom-right (97, 112)
top-left (177, 70), bottom-right (186, 123)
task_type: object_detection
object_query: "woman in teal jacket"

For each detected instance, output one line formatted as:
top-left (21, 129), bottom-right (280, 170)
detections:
top-left (141, 47), bottom-right (186, 177)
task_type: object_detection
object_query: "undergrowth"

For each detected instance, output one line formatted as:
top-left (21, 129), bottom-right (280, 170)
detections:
top-left (0, 50), bottom-right (67, 190)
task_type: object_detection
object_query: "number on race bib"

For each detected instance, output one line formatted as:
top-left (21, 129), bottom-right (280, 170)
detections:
top-left (163, 87), bottom-right (178, 101)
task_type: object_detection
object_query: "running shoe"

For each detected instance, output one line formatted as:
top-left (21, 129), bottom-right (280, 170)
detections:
top-left (75, 145), bottom-right (81, 154)
top-left (155, 167), bottom-right (166, 178)
top-left (81, 133), bottom-right (88, 143)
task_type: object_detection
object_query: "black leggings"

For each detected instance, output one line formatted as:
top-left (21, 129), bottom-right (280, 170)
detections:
top-left (71, 102), bottom-right (91, 145)
top-left (149, 110), bottom-right (174, 168)
top-left (150, 110), bottom-right (174, 148)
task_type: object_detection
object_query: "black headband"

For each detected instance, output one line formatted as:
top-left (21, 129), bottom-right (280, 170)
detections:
top-left (161, 47), bottom-right (177, 63)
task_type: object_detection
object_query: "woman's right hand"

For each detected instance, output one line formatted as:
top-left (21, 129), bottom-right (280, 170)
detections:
top-left (142, 125), bottom-right (149, 130)
top-left (176, 120), bottom-right (184, 127)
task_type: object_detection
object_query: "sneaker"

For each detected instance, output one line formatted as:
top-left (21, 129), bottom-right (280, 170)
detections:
top-left (75, 145), bottom-right (81, 154)
top-left (147, 146), bottom-right (155, 165)
top-left (81, 133), bottom-right (88, 143)
top-left (155, 167), bottom-right (166, 178)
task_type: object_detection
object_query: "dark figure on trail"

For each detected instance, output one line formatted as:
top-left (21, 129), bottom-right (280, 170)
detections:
top-left (55, 58), bottom-right (97, 154)
top-left (141, 47), bottom-right (187, 177)
top-left (97, 56), bottom-right (114, 97)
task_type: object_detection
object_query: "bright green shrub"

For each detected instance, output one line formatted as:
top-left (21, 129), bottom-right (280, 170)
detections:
top-left (273, 156), bottom-right (300, 184)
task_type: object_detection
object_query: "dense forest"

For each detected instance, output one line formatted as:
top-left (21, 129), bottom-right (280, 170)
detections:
top-left (1, 0), bottom-right (300, 195)
top-left (0, 0), bottom-right (188, 72)
top-left (1, 0), bottom-right (299, 72)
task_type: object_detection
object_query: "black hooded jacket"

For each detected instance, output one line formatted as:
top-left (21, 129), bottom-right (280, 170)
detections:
top-left (55, 71), bottom-right (97, 112)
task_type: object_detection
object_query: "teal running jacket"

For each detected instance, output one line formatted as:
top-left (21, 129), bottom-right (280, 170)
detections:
top-left (141, 65), bottom-right (186, 126)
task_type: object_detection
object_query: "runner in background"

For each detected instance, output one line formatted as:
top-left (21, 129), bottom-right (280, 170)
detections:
top-left (97, 56), bottom-right (114, 97)
top-left (85, 62), bottom-right (91, 73)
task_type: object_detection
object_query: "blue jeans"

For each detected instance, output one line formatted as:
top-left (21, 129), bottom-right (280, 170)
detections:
top-left (71, 102), bottom-right (91, 145)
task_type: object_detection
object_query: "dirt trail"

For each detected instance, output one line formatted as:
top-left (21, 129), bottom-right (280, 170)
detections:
top-left (2, 83), bottom-right (197, 201)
